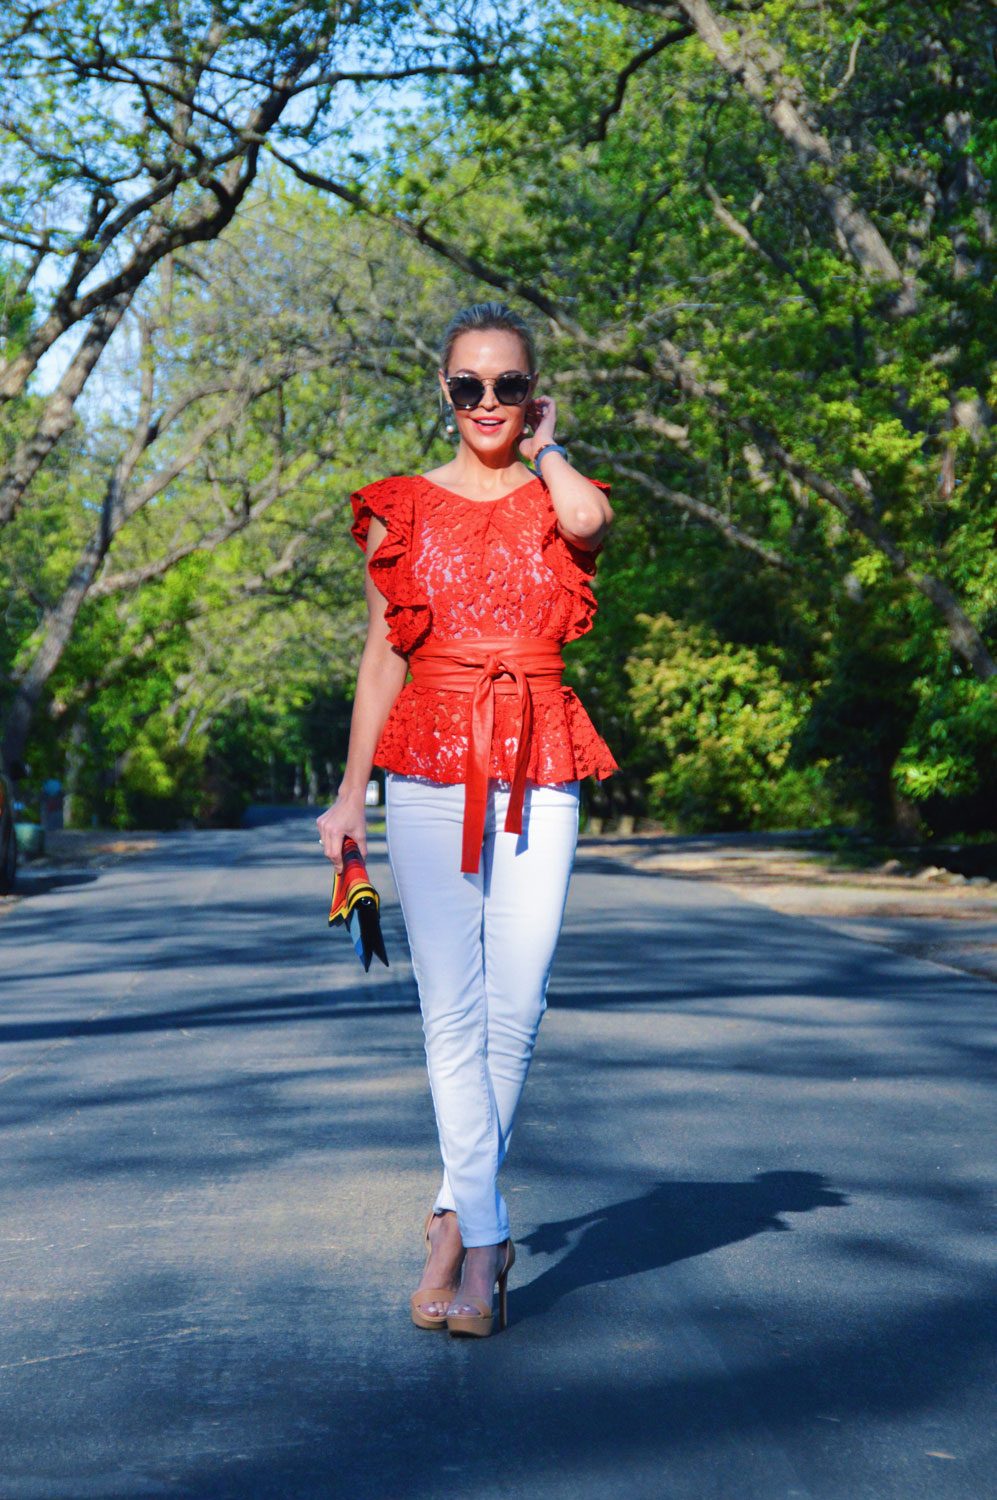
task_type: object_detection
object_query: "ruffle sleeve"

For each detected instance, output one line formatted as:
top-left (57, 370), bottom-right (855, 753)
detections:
top-left (350, 477), bottom-right (432, 655)
top-left (539, 478), bottom-right (610, 644)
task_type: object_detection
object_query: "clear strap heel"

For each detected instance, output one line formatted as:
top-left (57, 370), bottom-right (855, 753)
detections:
top-left (446, 1239), bottom-right (515, 1337)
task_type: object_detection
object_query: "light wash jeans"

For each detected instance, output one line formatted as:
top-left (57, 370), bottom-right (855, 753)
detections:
top-left (386, 773), bottom-right (580, 1247)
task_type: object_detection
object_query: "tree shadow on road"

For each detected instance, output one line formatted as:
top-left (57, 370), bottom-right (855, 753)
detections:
top-left (514, 1171), bottom-right (846, 1321)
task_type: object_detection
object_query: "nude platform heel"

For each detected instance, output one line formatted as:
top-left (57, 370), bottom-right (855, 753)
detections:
top-left (446, 1239), bottom-right (516, 1338)
top-left (410, 1211), bottom-right (461, 1330)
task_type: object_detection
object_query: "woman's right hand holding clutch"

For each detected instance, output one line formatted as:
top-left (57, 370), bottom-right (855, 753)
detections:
top-left (317, 791), bottom-right (367, 873)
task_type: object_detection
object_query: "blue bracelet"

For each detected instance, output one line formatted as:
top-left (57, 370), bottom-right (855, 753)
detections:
top-left (533, 442), bottom-right (568, 477)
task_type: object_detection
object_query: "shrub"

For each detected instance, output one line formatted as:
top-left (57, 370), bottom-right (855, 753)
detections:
top-left (626, 613), bottom-right (831, 831)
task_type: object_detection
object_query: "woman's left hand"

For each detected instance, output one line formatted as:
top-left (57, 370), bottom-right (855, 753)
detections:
top-left (519, 395), bottom-right (557, 463)
top-left (518, 391), bottom-right (613, 547)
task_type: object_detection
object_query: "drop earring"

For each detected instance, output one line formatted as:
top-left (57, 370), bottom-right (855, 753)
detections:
top-left (439, 391), bottom-right (457, 440)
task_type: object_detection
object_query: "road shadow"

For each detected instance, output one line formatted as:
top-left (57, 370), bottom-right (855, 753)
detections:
top-left (514, 1171), bottom-right (846, 1321)
top-left (0, 983), bottom-right (418, 1047)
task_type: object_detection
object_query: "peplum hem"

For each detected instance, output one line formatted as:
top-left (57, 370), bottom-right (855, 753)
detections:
top-left (374, 684), bottom-right (618, 787)
top-left (351, 478), bottom-right (432, 654)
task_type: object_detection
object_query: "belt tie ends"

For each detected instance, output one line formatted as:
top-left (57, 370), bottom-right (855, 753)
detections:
top-left (408, 638), bottom-right (565, 873)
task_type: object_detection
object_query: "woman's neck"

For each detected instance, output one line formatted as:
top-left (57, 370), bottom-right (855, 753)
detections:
top-left (434, 443), bottom-right (530, 496)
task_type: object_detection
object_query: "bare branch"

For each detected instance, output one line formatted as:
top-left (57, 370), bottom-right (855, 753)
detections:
top-left (579, 25), bottom-right (693, 144)
top-left (703, 182), bottom-right (823, 306)
top-left (267, 148), bottom-right (586, 337)
top-left (575, 441), bottom-right (790, 568)
top-left (302, 171), bottom-right (992, 678)
top-left (656, 339), bottom-right (996, 678)
top-left (825, 29), bottom-right (862, 102)
top-left (0, 292), bottom-right (132, 528)
top-left (89, 458), bottom-right (323, 598)
top-left (622, 0), bottom-right (907, 288)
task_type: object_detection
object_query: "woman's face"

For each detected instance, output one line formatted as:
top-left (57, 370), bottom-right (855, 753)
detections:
top-left (439, 328), bottom-right (534, 458)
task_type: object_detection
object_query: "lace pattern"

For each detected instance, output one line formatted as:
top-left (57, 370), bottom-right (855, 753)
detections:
top-left (350, 474), bottom-right (617, 785)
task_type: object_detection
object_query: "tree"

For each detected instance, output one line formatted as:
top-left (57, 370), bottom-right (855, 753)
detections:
top-left (285, 0), bottom-right (996, 827)
top-left (1, 180), bottom-right (464, 822)
top-left (0, 0), bottom-right (522, 532)
top-left (8, 2), bottom-right (997, 833)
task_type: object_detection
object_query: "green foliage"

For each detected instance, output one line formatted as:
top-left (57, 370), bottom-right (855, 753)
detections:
top-left (895, 676), bottom-right (997, 806)
top-left (796, 589), bottom-right (924, 830)
top-left (4, 1), bottom-right (997, 838)
top-left (393, 0), bottom-right (997, 835)
top-left (627, 613), bottom-right (832, 831)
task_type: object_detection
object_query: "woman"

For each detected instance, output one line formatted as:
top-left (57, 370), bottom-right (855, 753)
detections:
top-left (317, 302), bottom-right (616, 1336)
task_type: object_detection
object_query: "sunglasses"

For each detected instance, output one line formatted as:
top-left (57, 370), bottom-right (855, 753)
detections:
top-left (443, 372), bottom-right (534, 410)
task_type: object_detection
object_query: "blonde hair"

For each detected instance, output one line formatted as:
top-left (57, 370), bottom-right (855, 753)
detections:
top-left (440, 302), bottom-right (538, 374)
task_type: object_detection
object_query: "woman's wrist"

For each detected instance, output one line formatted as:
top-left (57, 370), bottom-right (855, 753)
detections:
top-left (534, 442), bottom-right (568, 473)
top-left (335, 780), bottom-right (368, 806)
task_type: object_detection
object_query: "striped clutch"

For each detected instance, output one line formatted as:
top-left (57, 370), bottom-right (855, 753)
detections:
top-left (328, 836), bottom-right (388, 972)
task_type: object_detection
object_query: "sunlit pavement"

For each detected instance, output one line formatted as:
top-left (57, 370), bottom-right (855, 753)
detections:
top-left (1, 817), bottom-right (994, 1499)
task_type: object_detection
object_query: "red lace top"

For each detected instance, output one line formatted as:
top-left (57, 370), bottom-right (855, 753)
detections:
top-left (350, 474), bottom-right (618, 787)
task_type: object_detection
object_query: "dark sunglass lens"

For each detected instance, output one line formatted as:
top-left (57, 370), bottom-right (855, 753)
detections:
top-left (495, 375), bottom-right (531, 405)
top-left (448, 376), bottom-right (485, 409)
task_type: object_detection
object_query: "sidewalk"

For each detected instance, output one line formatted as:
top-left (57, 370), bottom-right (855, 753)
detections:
top-left (580, 830), bottom-right (997, 985)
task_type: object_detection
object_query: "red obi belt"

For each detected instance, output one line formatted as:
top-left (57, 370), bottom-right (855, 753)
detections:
top-left (408, 637), bottom-right (565, 874)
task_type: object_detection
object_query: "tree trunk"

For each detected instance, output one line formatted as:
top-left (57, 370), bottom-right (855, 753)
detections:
top-left (1, 487), bottom-right (124, 776)
top-left (890, 785), bottom-right (923, 844)
top-left (63, 715), bottom-right (89, 830)
top-left (1, 582), bottom-right (90, 774)
top-left (0, 295), bottom-right (132, 527)
top-left (669, 0), bottom-right (904, 284)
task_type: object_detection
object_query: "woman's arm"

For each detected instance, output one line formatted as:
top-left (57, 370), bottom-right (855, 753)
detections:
top-left (520, 396), bottom-right (613, 550)
top-left (316, 516), bottom-right (408, 871)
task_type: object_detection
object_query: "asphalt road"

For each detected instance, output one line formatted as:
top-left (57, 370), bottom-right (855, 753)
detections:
top-left (1, 818), bottom-right (994, 1500)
